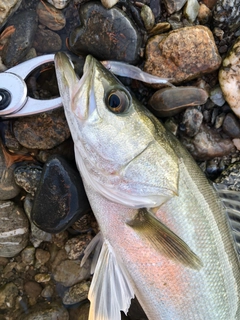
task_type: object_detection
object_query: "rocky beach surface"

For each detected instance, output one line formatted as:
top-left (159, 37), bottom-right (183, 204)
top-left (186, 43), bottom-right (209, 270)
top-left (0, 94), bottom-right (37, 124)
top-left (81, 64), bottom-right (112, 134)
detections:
top-left (0, 0), bottom-right (240, 318)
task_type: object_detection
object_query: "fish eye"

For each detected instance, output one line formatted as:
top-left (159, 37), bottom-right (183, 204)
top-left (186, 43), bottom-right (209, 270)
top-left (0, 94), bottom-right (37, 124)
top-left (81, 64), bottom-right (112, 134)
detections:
top-left (106, 89), bottom-right (130, 114)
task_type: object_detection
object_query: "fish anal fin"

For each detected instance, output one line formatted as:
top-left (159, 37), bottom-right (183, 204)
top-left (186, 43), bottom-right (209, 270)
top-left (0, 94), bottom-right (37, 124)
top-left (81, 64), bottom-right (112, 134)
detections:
top-left (88, 240), bottom-right (135, 320)
top-left (127, 208), bottom-right (203, 270)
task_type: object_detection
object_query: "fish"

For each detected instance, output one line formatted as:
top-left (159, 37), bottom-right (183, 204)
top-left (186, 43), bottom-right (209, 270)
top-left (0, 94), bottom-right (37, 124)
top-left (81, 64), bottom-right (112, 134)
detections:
top-left (54, 52), bottom-right (240, 320)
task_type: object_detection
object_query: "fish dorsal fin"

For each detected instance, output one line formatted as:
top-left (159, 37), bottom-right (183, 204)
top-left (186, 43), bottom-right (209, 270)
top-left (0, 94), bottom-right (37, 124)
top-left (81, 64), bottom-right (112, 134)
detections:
top-left (214, 183), bottom-right (240, 257)
top-left (88, 240), bottom-right (135, 320)
top-left (127, 208), bottom-right (202, 270)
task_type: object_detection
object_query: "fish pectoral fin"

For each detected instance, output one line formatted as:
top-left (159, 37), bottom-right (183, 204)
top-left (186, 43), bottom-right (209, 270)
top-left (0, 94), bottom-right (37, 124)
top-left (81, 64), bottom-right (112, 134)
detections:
top-left (88, 239), bottom-right (135, 320)
top-left (127, 208), bottom-right (203, 270)
top-left (214, 183), bottom-right (240, 260)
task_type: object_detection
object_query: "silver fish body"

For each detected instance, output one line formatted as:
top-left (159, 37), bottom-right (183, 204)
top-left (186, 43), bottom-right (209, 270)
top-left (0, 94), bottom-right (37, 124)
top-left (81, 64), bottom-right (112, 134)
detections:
top-left (55, 52), bottom-right (240, 320)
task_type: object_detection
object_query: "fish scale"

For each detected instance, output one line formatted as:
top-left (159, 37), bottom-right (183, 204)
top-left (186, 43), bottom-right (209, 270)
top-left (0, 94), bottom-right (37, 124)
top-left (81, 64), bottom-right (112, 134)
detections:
top-left (55, 52), bottom-right (240, 320)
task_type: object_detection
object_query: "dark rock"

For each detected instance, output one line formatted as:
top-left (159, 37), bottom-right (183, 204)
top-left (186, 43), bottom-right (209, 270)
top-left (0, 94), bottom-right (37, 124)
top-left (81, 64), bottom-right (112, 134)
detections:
top-left (2, 10), bottom-right (38, 68)
top-left (222, 113), bottom-right (240, 138)
top-left (13, 108), bottom-right (70, 150)
top-left (34, 27), bottom-right (62, 53)
top-left (69, 1), bottom-right (141, 64)
top-left (31, 155), bottom-right (91, 233)
top-left (181, 107), bottom-right (203, 137)
top-left (215, 161), bottom-right (240, 190)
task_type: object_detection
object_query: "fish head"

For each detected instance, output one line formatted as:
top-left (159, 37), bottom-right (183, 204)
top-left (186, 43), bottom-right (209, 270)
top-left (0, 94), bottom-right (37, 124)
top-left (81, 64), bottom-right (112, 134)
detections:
top-left (55, 52), bottom-right (179, 208)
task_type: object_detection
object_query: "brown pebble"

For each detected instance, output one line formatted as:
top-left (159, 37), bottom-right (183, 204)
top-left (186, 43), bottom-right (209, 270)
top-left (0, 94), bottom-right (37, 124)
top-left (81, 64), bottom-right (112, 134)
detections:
top-left (36, 1), bottom-right (66, 31)
top-left (24, 281), bottom-right (42, 300)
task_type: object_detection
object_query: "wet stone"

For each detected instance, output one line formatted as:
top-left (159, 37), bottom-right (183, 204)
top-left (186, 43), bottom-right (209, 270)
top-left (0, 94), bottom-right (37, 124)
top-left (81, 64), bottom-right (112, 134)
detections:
top-left (46, 0), bottom-right (70, 9)
top-left (209, 85), bottom-right (225, 106)
top-left (163, 0), bottom-right (187, 14)
top-left (34, 27), bottom-right (62, 53)
top-left (0, 201), bottom-right (29, 258)
top-left (215, 161), bottom-right (240, 190)
top-left (21, 246), bottom-right (35, 265)
top-left (35, 248), bottom-right (50, 266)
top-left (181, 107), bottom-right (203, 137)
top-left (13, 108), bottom-right (70, 150)
top-left (31, 155), bottom-right (90, 233)
top-left (65, 234), bottom-right (93, 260)
top-left (14, 164), bottom-right (42, 196)
top-left (18, 301), bottom-right (69, 320)
top-left (36, 1), bottom-right (66, 31)
top-left (62, 280), bottom-right (91, 305)
top-left (0, 141), bottom-right (21, 200)
top-left (23, 194), bottom-right (52, 248)
top-left (0, 282), bottom-right (18, 309)
top-left (24, 281), bottom-right (42, 301)
top-left (179, 124), bottom-right (235, 160)
top-left (0, 0), bottom-right (22, 29)
top-left (148, 86), bottom-right (208, 117)
top-left (183, 0), bottom-right (200, 22)
top-left (53, 259), bottom-right (91, 287)
top-left (219, 37), bottom-right (240, 118)
top-left (222, 113), bottom-right (240, 138)
top-left (69, 1), bottom-right (142, 64)
top-left (1, 10), bottom-right (38, 68)
top-left (144, 26), bottom-right (222, 85)
top-left (68, 302), bottom-right (90, 320)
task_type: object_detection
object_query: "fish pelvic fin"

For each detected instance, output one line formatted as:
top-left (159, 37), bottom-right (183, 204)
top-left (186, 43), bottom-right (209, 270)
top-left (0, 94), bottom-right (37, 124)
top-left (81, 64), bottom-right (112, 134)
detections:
top-left (88, 239), bottom-right (135, 320)
top-left (127, 208), bottom-right (203, 270)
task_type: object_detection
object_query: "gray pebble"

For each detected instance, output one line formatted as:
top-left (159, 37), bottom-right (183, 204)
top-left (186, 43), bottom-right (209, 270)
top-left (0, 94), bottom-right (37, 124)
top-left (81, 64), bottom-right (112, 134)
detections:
top-left (181, 107), bottom-right (203, 137)
top-left (0, 282), bottom-right (18, 310)
top-left (222, 113), bottom-right (240, 138)
top-left (62, 280), bottom-right (91, 305)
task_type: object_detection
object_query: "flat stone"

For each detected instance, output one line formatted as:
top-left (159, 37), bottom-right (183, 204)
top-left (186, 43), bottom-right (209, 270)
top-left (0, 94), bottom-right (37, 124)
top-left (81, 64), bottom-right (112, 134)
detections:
top-left (13, 109), bottom-right (70, 150)
top-left (69, 1), bottom-right (141, 63)
top-left (222, 113), bottom-right (240, 138)
top-left (36, 1), bottom-right (66, 31)
top-left (144, 26), bottom-right (222, 85)
top-left (0, 201), bottom-right (29, 258)
top-left (2, 10), bottom-right (38, 68)
top-left (31, 155), bottom-right (90, 233)
top-left (219, 37), bottom-right (240, 118)
top-left (53, 259), bottom-right (91, 287)
top-left (34, 27), bottom-right (62, 53)
top-left (163, 0), bottom-right (187, 14)
top-left (179, 124), bottom-right (235, 160)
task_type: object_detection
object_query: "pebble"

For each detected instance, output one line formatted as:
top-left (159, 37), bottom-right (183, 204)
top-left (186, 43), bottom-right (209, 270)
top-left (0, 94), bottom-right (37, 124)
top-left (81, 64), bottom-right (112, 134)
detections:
top-left (31, 155), bottom-right (91, 233)
top-left (213, 0), bottom-right (240, 35)
top-left (62, 280), bottom-right (91, 305)
top-left (13, 109), bottom-right (70, 150)
top-left (23, 194), bottom-right (52, 248)
top-left (21, 247), bottom-right (35, 266)
top-left (215, 161), bottom-right (240, 190)
top-left (1, 10), bottom-right (38, 68)
top-left (0, 0), bottom-right (22, 29)
top-left (148, 86), bottom-right (208, 117)
top-left (46, 0), bottom-right (70, 9)
top-left (68, 302), bottom-right (90, 320)
top-left (33, 27), bottom-right (62, 53)
top-left (0, 201), bottom-right (29, 258)
top-left (183, 0), bottom-right (200, 22)
top-left (181, 107), bottom-right (203, 137)
top-left (0, 282), bottom-right (18, 309)
top-left (14, 164), bottom-right (42, 196)
top-left (219, 36), bottom-right (240, 118)
top-left (65, 234), bottom-right (93, 260)
top-left (0, 140), bottom-right (21, 200)
top-left (41, 285), bottom-right (54, 299)
top-left (140, 5), bottom-right (155, 31)
top-left (179, 124), bottom-right (235, 160)
top-left (209, 85), bottom-right (225, 106)
top-left (52, 259), bottom-right (91, 287)
top-left (18, 301), bottom-right (69, 320)
top-left (144, 26), bottom-right (222, 85)
top-left (198, 3), bottom-right (212, 24)
top-left (35, 248), bottom-right (50, 266)
top-left (222, 113), bottom-right (240, 138)
top-left (69, 1), bottom-right (142, 64)
top-left (24, 281), bottom-right (42, 301)
top-left (163, 0), bottom-right (187, 14)
top-left (36, 1), bottom-right (66, 30)
top-left (34, 273), bottom-right (51, 283)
